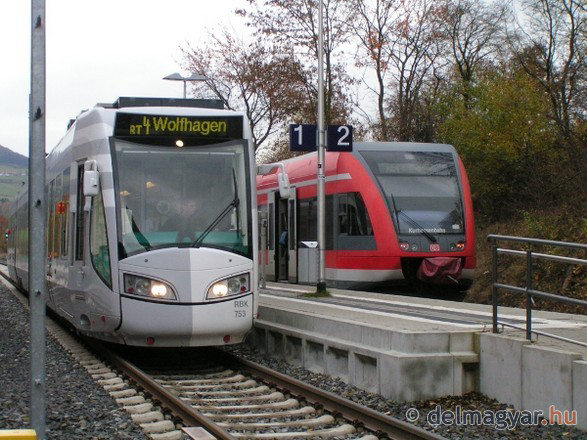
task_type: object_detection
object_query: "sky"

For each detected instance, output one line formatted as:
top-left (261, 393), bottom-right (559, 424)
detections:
top-left (0, 0), bottom-right (246, 157)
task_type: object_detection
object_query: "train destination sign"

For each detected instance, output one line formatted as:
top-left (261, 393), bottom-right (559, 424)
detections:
top-left (115, 113), bottom-right (243, 139)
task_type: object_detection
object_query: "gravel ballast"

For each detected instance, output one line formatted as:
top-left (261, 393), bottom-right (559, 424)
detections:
top-left (0, 283), bottom-right (148, 439)
top-left (1, 278), bottom-right (585, 439)
top-left (225, 343), bottom-right (587, 439)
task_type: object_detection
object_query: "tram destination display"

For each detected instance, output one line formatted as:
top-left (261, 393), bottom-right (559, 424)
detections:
top-left (115, 113), bottom-right (243, 139)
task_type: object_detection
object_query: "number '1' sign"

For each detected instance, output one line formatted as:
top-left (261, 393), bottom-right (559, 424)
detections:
top-left (289, 124), bottom-right (353, 152)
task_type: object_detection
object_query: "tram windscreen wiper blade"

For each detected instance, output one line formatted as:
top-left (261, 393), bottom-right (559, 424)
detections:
top-left (130, 215), bottom-right (152, 250)
top-left (397, 210), bottom-right (437, 243)
top-left (192, 169), bottom-right (240, 248)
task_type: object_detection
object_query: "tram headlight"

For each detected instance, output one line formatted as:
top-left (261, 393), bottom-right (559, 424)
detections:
top-left (207, 273), bottom-right (250, 300)
top-left (124, 274), bottom-right (177, 301)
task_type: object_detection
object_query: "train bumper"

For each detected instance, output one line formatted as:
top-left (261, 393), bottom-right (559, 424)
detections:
top-left (416, 257), bottom-right (474, 289)
top-left (417, 257), bottom-right (463, 285)
top-left (117, 293), bottom-right (254, 347)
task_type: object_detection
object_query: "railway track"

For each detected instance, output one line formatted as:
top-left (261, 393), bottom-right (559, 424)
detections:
top-left (1, 266), bottom-right (444, 439)
top-left (89, 342), bottom-right (446, 440)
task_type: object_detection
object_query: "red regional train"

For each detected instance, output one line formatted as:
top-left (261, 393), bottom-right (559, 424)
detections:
top-left (256, 142), bottom-right (476, 292)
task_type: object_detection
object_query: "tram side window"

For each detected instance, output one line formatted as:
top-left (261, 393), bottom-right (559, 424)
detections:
top-left (47, 180), bottom-right (55, 258)
top-left (337, 193), bottom-right (373, 236)
top-left (75, 164), bottom-right (85, 261)
top-left (60, 168), bottom-right (70, 258)
top-left (52, 174), bottom-right (63, 258)
top-left (90, 189), bottom-right (111, 287)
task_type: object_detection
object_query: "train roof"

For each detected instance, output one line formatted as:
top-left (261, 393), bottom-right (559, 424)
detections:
top-left (354, 141), bottom-right (456, 153)
top-left (267, 141), bottom-right (457, 167)
top-left (257, 141), bottom-right (459, 190)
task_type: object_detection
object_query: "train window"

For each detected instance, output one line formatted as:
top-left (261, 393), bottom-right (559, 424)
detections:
top-left (268, 203), bottom-right (275, 251)
top-left (90, 188), bottom-right (111, 287)
top-left (361, 151), bottom-right (465, 235)
top-left (337, 193), bottom-right (373, 237)
top-left (298, 197), bottom-right (334, 249)
top-left (298, 199), bottom-right (317, 242)
top-left (289, 199), bottom-right (296, 250)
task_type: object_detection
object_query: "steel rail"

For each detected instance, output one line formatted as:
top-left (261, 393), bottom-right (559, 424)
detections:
top-left (218, 350), bottom-right (446, 440)
top-left (85, 339), bottom-right (237, 440)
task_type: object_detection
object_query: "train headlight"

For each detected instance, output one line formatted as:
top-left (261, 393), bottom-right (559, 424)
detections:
top-left (207, 273), bottom-right (250, 300)
top-left (124, 274), bottom-right (177, 301)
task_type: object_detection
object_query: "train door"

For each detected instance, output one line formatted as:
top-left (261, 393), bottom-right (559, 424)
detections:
top-left (287, 189), bottom-right (298, 283)
top-left (276, 198), bottom-right (288, 281)
top-left (266, 192), bottom-right (276, 280)
top-left (274, 189), bottom-right (298, 283)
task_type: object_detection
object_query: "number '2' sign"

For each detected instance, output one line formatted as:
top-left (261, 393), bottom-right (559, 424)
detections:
top-left (327, 125), bottom-right (353, 152)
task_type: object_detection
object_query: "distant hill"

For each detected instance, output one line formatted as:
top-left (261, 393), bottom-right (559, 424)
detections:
top-left (0, 144), bottom-right (27, 168)
top-left (0, 145), bottom-right (28, 200)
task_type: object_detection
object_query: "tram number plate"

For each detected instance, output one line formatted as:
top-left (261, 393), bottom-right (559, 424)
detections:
top-left (234, 299), bottom-right (248, 318)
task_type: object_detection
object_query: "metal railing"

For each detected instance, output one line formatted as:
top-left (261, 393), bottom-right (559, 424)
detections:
top-left (488, 235), bottom-right (587, 347)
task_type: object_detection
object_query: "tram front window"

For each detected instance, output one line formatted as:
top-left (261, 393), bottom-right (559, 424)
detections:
top-left (114, 139), bottom-right (251, 258)
top-left (361, 151), bottom-right (465, 235)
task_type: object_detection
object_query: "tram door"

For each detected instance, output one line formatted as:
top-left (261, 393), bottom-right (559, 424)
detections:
top-left (72, 163), bottom-right (87, 301)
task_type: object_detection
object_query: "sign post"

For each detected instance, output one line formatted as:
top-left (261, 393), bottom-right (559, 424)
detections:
top-left (316, 0), bottom-right (327, 294)
top-left (30, 0), bottom-right (47, 438)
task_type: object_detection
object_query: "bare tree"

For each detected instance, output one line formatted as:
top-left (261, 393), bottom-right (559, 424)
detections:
top-left (347, 0), bottom-right (397, 140)
top-left (443, 0), bottom-right (511, 108)
top-left (239, 0), bottom-right (354, 126)
top-left (181, 29), bottom-right (309, 153)
top-left (387, 0), bottom-right (446, 141)
top-left (511, 0), bottom-right (586, 173)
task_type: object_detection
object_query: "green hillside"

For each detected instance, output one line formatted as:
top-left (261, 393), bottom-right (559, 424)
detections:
top-left (0, 147), bottom-right (28, 201)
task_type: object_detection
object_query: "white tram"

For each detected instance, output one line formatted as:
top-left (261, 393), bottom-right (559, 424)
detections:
top-left (7, 97), bottom-right (258, 347)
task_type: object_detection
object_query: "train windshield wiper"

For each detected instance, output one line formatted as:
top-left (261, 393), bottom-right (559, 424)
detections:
top-left (397, 210), bottom-right (437, 243)
top-left (192, 169), bottom-right (240, 248)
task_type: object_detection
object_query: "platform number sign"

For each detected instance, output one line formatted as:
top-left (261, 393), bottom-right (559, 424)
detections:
top-left (289, 124), bottom-right (317, 152)
top-left (327, 125), bottom-right (353, 152)
top-left (289, 124), bottom-right (353, 152)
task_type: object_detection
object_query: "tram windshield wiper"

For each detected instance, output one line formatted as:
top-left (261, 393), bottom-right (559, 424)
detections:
top-left (192, 169), bottom-right (240, 248)
top-left (130, 214), bottom-right (152, 250)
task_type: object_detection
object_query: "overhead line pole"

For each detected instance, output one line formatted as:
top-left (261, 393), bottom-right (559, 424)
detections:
top-left (316, 0), bottom-right (326, 294)
top-left (30, 0), bottom-right (47, 438)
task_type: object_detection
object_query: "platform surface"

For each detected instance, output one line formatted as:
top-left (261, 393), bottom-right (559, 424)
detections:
top-left (260, 281), bottom-right (587, 357)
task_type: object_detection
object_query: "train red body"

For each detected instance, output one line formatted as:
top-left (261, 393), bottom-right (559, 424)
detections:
top-left (257, 142), bottom-right (475, 291)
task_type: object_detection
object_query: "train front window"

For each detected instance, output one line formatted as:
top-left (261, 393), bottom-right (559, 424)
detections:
top-left (113, 139), bottom-right (251, 258)
top-left (360, 151), bottom-right (465, 235)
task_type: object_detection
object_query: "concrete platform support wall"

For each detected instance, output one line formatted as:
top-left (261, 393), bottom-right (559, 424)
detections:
top-left (479, 333), bottom-right (585, 430)
top-left (248, 306), bottom-right (479, 402)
